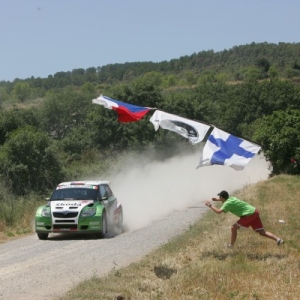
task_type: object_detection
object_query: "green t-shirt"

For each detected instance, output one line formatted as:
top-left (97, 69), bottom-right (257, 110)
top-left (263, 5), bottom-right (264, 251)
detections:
top-left (220, 197), bottom-right (255, 217)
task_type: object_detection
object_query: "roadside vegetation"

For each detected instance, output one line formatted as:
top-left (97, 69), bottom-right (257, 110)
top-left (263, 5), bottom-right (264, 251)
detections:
top-left (58, 174), bottom-right (299, 300)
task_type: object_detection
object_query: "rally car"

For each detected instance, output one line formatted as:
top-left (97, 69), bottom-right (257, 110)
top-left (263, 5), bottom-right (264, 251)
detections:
top-left (35, 180), bottom-right (123, 240)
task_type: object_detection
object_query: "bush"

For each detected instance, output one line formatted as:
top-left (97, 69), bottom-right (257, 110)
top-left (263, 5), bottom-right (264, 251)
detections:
top-left (0, 126), bottom-right (64, 195)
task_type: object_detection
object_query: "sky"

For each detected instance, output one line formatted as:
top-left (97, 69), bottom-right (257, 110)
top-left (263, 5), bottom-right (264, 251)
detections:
top-left (0, 0), bottom-right (299, 82)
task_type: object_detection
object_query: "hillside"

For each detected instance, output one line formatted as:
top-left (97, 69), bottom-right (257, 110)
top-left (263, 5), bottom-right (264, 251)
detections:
top-left (1, 42), bottom-right (300, 92)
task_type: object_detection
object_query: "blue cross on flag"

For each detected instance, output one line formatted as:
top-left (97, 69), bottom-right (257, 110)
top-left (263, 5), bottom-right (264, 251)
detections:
top-left (197, 127), bottom-right (261, 171)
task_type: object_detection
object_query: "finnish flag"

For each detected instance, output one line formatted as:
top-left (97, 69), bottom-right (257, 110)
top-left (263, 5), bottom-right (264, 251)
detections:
top-left (197, 127), bottom-right (261, 171)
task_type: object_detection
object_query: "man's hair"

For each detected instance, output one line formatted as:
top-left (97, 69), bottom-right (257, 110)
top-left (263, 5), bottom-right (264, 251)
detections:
top-left (218, 190), bottom-right (229, 199)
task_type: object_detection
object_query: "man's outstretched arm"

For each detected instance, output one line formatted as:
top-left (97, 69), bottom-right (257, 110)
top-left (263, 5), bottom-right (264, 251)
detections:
top-left (205, 200), bottom-right (223, 214)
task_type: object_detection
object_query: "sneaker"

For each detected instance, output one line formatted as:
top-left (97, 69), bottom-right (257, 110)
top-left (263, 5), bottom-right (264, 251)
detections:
top-left (227, 243), bottom-right (233, 249)
top-left (277, 238), bottom-right (284, 245)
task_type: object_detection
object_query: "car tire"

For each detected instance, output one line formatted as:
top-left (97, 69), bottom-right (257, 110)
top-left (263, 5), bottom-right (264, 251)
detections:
top-left (95, 212), bottom-right (107, 239)
top-left (114, 210), bottom-right (124, 235)
top-left (37, 233), bottom-right (49, 240)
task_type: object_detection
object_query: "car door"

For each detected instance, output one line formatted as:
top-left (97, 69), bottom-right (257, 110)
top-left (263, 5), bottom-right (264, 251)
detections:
top-left (99, 184), bottom-right (117, 221)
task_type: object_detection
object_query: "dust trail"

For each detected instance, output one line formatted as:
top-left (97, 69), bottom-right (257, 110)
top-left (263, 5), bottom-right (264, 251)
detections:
top-left (108, 152), bottom-right (270, 231)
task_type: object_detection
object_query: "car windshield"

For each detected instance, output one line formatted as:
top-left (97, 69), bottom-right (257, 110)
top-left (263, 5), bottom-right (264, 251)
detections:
top-left (50, 188), bottom-right (97, 201)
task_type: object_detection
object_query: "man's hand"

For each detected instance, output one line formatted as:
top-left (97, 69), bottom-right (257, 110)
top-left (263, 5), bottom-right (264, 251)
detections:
top-left (205, 201), bottom-right (212, 207)
top-left (212, 197), bottom-right (219, 201)
top-left (205, 200), bottom-right (223, 214)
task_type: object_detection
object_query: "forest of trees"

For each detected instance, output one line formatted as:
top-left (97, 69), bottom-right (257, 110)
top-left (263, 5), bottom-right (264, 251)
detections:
top-left (1, 42), bottom-right (300, 199)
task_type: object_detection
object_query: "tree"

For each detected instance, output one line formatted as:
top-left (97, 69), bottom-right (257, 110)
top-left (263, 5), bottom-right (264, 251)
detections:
top-left (81, 82), bottom-right (96, 94)
top-left (61, 125), bottom-right (93, 160)
top-left (85, 67), bottom-right (97, 82)
top-left (142, 72), bottom-right (163, 87)
top-left (72, 68), bottom-right (85, 86)
top-left (241, 66), bottom-right (261, 82)
top-left (165, 75), bottom-right (178, 87)
top-left (185, 71), bottom-right (197, 85)
top-left (40, 89), bottom-right (91, 139)
top-left (53, 71), bottom-right (72, 88)
top-left (268, 66), bottom-right (278, 81)
top-left (257, 58), bottom-right (270, 73)
top-left (112, 78), bottom-right (163, 109)
top-left (0, 126), bottom-right (64, 195)
top-left (0, 107), bottom-right (41, 145)
top-left (254, 109), bottom-right (300, 175)
top-left (0, 87), bottom-right (9, 104)
top-left (12, 82), bottom-right (31, 102)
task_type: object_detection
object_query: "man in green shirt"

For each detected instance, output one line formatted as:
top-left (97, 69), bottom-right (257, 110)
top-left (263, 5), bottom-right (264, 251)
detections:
top-left (205, 190), bottom-right (284, 248)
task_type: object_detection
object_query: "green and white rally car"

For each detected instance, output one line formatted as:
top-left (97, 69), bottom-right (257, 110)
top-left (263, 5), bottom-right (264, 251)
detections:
top-left (35, 180), bottom-right (123, 240)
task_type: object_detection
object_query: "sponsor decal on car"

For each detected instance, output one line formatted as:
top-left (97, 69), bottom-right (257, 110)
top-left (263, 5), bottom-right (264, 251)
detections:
top-left (54, 228), bottom-right (77, 231)
top-left (57, 185), bottom-right (98, 190)
top-left (89, 221), bottom-right (100, 225)
top-left (54, 200), bottom-right (93, 207)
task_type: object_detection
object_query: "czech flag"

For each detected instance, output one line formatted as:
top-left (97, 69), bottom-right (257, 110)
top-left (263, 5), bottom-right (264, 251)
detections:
top-left (92, 95), bottom-right (152, 122)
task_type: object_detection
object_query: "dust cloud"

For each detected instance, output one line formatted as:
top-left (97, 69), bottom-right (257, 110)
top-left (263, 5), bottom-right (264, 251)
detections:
top-left (108, 152), bottom-right (270, 232)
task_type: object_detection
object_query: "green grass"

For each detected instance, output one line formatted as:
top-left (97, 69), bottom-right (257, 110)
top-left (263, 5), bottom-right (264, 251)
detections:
top-left (57, 174), bottom-right (300, 300)
top-left (0, 183), bottom-right (47, 243)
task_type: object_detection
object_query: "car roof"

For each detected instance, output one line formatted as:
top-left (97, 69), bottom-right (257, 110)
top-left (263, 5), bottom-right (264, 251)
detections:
top-left (57, 180), bottom-right (110, 186)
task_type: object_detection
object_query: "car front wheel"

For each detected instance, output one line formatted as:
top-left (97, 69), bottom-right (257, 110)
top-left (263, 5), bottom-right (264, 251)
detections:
top-left (37, 232), bottom-right (49, 240)
top-left (95, 213), bottom-right (107, 239)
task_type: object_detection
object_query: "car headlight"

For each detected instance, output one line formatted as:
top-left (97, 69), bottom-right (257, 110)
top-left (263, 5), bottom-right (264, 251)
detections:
top-left (41, 207), bottom-right (51, 217)
top-left (81, 207), bottom-right (96, 217)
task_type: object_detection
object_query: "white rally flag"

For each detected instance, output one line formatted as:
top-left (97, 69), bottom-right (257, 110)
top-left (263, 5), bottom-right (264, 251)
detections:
top-left (197, 127), bottom-right (261, 171)
top-left (150, 110), bottom-right (211, 145)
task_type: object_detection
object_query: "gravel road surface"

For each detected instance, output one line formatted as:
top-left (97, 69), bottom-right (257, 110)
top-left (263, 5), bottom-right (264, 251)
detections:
top-left (0, 205), bottom-right (207, 300)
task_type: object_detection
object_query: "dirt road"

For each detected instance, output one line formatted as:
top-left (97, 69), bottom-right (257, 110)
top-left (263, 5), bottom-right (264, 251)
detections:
top-left (0, 206), bottom-right (207, 300)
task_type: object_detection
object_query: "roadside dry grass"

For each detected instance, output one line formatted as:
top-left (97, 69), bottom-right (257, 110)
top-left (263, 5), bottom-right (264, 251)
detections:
top-left (58, 174), bottom-right (299, 300)
top-left (0, 191), bottom-right (46, 244)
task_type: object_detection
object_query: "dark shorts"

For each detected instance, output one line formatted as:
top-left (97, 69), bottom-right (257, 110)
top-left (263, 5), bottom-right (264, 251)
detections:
top-left (236, 209), bottom-right (264, 232)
